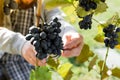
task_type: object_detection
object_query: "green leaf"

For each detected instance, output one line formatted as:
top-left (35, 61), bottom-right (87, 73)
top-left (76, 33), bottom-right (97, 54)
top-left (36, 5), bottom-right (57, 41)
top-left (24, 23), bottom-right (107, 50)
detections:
top-left (112, 67), bottom-right (120, 79)
top-left (44, 0), bottom-right (72, 9)
top-left (94, 2), bottom-right (108, 14)
top-left (75, 44), bottom-right (94, 63)
top-left (94, 34), bottom-right (104, 43)
top-left (47, 57), bottom-right (60, 70)
top-left (76, 6), bottom-right (93, 17)
top-left (106, 13), bottom-right (120, 25)
top-left (57, 63), bottom-right (73, 79)
top-left (88, 55), bottom-right (98, 71)
top-left (98, 61), bottom-right (109, 79)
top-left (30, 66), bottom-right (52, 80)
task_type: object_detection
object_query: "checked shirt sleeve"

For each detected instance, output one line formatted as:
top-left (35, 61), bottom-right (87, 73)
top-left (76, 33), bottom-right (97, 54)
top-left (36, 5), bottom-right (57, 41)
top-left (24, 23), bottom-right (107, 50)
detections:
top-left (0, 27), bottom-right (27, 55)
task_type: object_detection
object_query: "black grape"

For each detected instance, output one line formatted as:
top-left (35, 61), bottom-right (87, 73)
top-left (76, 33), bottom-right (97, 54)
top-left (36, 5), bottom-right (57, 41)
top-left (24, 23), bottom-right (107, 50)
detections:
top-left (79, 14), bottom-right (92, 30)
top-left (25, 17), bottom-right (63, 60)
top-left (79, 0), bottom-right (97, 11)
top-left (103, 24), bottom-right (120, 49)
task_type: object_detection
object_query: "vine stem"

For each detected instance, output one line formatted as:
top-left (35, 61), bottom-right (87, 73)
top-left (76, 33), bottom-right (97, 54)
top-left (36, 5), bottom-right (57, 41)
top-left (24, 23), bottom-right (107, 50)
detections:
top-left (35, 0), bottom-right (43, 27)
top-left (100, 47), bottom-right (109, 80)
top-left (92, 18), bottom-right (106, 27)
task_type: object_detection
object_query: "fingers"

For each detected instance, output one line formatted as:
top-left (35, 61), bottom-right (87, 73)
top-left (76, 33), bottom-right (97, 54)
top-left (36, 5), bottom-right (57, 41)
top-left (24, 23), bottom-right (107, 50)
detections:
top-left (62, 41), bottom-right (84, 57)
top-left (22, 41), bottom-right (46, 66)
top-left (64, 34), bottom-right (83, 50)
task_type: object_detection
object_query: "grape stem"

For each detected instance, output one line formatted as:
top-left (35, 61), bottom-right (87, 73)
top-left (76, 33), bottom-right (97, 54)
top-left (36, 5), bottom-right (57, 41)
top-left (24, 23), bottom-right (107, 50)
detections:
top-left (92, 18), bottom-right (106, 27)
top-left (100, 47), bottom-right (109, 80)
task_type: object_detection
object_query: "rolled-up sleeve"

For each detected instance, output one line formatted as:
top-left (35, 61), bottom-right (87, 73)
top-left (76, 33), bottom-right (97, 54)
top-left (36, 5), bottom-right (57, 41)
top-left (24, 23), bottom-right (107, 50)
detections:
top-left (0, 27), bottom-right (27, 55)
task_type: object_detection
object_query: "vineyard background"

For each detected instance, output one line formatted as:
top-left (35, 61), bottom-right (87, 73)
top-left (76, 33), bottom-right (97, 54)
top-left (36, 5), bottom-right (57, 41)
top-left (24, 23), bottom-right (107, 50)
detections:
top-left (58, 0), bottom-right (120, 80)
top-left (30, 0), bottom-right (120, 80)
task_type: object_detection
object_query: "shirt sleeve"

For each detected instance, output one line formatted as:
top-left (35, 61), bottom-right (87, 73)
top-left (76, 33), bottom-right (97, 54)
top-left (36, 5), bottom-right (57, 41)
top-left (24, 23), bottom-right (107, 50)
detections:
top-left (44, 7), bottom-right (77, 37)
top-left (0, 27), bottom-right (27, 55)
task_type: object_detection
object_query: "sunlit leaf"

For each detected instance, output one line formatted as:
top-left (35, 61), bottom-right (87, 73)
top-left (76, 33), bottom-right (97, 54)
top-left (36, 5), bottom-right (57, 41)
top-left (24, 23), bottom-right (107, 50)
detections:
top-left (30, 66), bottom-right (52, 80)
top-left (106, 13), bottom-right (120, 25)
top-left (94, 2), bottom-right (108, 14)
top-left (76, 6), bottom-right (93, 17)
top-left (94, 34), bottom-right (104, 42)
top-left (98, 61), bottom-right (109, 79)
top-left (75, 44), bottom-right (94, 63)
top-left (115, 44), bottom-right (120, 49)
top-left (112, 67), bottom-right (120, 79)
top-left (88, 55), bottom-right (98, 71)
top-left (57, 63), bottom-right (73, 79)
top-left (44, 0), bottom-right (72, 9)
top-left (47, 57), bottom-right (60, 70)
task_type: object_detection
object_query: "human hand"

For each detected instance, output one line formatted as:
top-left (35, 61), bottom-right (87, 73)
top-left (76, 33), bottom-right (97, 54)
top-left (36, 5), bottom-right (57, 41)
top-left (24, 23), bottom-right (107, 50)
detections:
top-left (62, 32), bottom-right (84, 57)
top-left (21, 41), bottom-right (46, 66)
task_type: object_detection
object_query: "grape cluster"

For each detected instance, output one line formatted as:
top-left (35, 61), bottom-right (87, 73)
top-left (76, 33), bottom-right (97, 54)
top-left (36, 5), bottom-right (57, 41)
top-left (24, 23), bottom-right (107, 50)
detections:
top-left (78, 14), bottom-right (92, 30)
top-left (3, 0), bottom-right (18, 15)
top-left (79, 0), bottom-right (97, 11)
top-left (103, 24), bottom-right (120, 49)
top-left (25, 18), bottom-right (63, 60)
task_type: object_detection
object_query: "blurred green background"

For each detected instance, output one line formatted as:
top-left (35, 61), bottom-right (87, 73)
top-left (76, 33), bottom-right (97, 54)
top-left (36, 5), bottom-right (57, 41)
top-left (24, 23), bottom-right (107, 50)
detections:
top-left (60, 0), bottom-right (120, 80)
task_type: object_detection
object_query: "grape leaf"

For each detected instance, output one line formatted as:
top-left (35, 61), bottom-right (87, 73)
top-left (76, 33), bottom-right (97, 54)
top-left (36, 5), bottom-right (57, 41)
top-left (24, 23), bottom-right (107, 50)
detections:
top-left (76, 6), bottom-right (93, 17)
top-left (75, 44), bottom-right (94, 63)
top-left (94, 2), bottom-right (108, 14)
top-left (98, 61), bottom-right (109, 79)
top-left (94, 34), bottom-right (104, 43)
top-left (47, 57), bottom-right (60, 70)
top-left (106, 13), bottom-right (120, 25)
top-left (88, 55), bottom-right (98, 71)
top-left (57, 63), bottom-right (73, 79)
top-left (44, 0), bottom-right (72, 9)
top-left (112, 67), bottom-right (120, 79)
top-left (30, 66), bottom-right (52, 80)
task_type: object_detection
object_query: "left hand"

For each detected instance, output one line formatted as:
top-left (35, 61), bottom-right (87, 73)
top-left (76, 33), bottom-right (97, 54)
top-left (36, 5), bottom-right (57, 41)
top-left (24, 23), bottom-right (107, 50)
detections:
top-left (62, 32), bottom-right (84, 57)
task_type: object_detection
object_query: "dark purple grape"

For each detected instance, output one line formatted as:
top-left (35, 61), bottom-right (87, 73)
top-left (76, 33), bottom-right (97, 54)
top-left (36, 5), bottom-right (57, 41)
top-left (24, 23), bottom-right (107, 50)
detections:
top-left (25, 34), bottom-right (33, 40)
top-left (40, 32), bottom-right (46, 39)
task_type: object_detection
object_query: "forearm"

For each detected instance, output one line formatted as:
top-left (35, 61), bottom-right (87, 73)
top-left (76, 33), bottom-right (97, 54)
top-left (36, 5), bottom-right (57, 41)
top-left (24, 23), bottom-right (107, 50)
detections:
top-left (0, 27), bottom-right (27, 55)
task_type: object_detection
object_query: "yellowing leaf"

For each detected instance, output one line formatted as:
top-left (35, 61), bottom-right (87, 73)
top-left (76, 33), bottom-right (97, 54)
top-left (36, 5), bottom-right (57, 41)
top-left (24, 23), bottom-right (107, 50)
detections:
top-left (44, 0), bottom-right (71, 10)
top-left (98, 61), bottom-right (109, 79)
top-left (94, 34), bottom-right (104, 43)
top-left (115, 45), bottom-right (120, 49)
top-left (88, 55), bottom-right (98, 71)
top-left (112, 67), bottom-right (120, 79)
top-left (75, 44), bottom-right (94, 63)
top-left (57, 63), bottom-right (73, 78)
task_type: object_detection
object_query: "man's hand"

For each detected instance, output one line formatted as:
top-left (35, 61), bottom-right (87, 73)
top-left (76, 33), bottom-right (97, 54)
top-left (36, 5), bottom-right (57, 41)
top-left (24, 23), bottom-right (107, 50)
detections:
top-left (21, 41), bottom-right (46, 66)
top-left (62, 32), bottom-right (84, 57)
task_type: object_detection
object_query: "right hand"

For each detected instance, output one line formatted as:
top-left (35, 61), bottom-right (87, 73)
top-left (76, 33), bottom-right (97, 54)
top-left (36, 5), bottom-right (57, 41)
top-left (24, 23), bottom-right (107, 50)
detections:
top-left (21, 41), bottom-right (46, 66)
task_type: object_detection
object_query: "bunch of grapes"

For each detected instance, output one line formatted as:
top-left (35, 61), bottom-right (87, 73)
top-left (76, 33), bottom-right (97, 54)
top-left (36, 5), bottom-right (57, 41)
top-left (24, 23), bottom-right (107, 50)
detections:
top-left (25, 18), bottom-right (63, 60)
top-left (103, 24), bottom-right (120, 49)
top-left (78, 14), bottom-right (92, 30)
top-left (78, 0), bottom-right (97, 11)
top-left (3, 0), bottom-right (18, 15)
